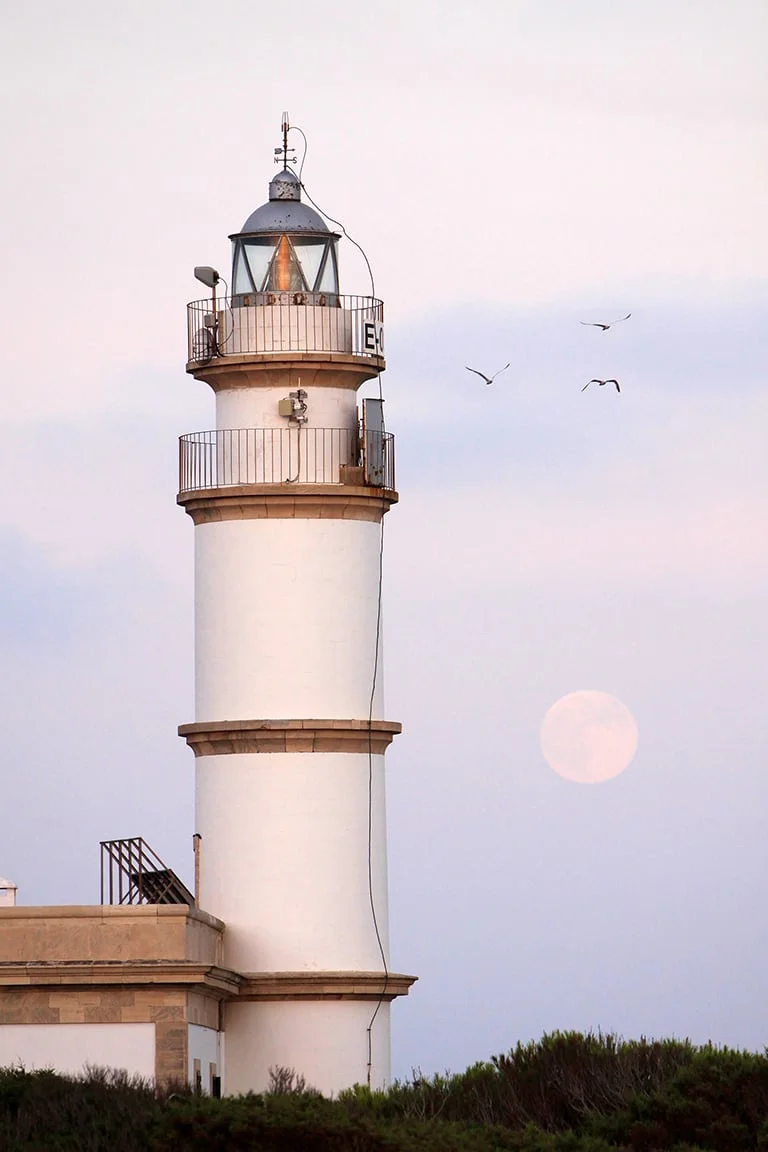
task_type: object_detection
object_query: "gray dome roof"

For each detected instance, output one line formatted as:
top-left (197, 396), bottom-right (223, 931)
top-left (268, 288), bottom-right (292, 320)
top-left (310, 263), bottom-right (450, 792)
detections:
top-left (238, 200), bottom-right (329, 234)
top-left (234, 168), bottom-right (330, 236)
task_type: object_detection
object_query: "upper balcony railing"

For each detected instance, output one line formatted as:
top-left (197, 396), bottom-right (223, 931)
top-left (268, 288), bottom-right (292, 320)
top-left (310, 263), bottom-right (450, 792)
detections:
top-left (187, 293), bottom-right (384, 364)
top-left (179, 426), bottom-right (395, 494)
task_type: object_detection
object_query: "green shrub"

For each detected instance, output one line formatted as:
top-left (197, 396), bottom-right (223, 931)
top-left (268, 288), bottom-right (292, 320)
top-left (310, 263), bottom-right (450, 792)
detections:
top-left (340, 1033), bottom-right (698, 1131)
top-left (0, 1064), bottom-right (160, 1151)
top-left (0, 1034), bottom-right (765, 1151)
top-left (591, 1046), bottom-right (768, 1151)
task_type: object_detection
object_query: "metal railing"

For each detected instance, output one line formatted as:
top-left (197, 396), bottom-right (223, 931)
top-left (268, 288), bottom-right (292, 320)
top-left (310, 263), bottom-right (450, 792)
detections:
top-left (179, 426), bottom-right (395, 493)
top-left (187, 293), bottom-right (384, 362)
top-left (100, 837), bottom-right (194, 907)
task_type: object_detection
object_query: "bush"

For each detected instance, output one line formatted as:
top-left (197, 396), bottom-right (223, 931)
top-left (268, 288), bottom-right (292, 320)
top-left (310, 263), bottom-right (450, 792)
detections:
top-left (592, 1046), bottom-right (768, 1151)
top-left (0, 1034), bottom-right (765, 1151)
top-left (340, 1033), bottom-right (698, 1131)
top-left (0, 1064), bottom-right (161, 1151)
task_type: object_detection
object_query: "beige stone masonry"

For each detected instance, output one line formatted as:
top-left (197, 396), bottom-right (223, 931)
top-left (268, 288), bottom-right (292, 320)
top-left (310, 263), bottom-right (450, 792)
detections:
top-left (0, 904), bottom-right (223, 965)
top-left (178, 483), bottom-right (397, 524)
top-left (0, 984), bottom-right (190, 1084)
top-left (237, 971), bottom-right (417, 1002)
top-left (0, 909), bottom-right (416, 1083)
top-left (0, 987), bottom-right (186, 1026)
top-left (187, 351), bottom-right (385, 393)
top-left (0, 962), bottom-right (242, 995)
top-left (187, 990), bottom-right (222, 1031)
top-left (178, 718), bottom-right (402, 757)
top-left (0, 906), bottom-right (236, 1087)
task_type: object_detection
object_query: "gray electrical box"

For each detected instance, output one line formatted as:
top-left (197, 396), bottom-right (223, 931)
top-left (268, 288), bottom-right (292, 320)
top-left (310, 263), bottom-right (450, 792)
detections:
top-left (362, 398), bottom-right (385, 486)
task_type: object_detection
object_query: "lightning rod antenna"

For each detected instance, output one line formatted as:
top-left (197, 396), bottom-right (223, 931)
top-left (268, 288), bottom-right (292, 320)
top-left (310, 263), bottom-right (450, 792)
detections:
top-left (281, 111), bottom-right (289, 168)
top-left (275, 111), bottom-right (296, 167)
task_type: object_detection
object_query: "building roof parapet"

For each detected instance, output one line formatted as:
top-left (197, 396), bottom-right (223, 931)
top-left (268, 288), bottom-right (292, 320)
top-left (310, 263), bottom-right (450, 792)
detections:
top-left (0, 960), bottom-right (242, 996)
top-left (0, 904), bottom-right (224, 929)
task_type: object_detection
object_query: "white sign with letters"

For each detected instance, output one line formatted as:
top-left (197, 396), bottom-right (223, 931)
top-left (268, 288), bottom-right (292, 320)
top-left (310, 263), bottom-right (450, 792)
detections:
top-left (363, 321), bottom-right (385, 356)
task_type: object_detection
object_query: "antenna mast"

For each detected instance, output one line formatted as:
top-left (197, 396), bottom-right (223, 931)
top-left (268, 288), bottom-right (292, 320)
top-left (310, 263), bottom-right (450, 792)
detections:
top-left (281, 111), bottom-right (289, 168)
top-left (274, 111), bottom-right (296, 168)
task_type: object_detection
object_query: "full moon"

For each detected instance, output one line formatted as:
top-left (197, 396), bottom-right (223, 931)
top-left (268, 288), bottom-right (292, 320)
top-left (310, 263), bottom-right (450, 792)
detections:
top-left (540, 690), bottom-right (638, 784)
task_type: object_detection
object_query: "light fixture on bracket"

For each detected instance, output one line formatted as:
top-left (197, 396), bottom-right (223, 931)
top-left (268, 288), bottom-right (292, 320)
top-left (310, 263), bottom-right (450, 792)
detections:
top-left (192, 266), bottom-right (221, 361)
top-left (194, 266), bottom-right (220, 289)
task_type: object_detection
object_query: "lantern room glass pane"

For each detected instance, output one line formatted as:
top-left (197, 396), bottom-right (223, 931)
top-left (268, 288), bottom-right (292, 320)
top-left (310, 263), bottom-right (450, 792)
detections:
top-left (265, 236), bottom-right (305, 293)
top-left (242, 239), bottom-right (277, 292)
top-left (232, 246), bottom-right (252, 294)
top-left (290, 238), bottom-right (327, 292)
top-left (317, 241), bottom-right (339, 293)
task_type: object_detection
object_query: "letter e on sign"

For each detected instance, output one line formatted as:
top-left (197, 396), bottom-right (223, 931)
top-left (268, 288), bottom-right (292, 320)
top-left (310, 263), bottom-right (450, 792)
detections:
top-left (363, 321), bottom-right (385, 355)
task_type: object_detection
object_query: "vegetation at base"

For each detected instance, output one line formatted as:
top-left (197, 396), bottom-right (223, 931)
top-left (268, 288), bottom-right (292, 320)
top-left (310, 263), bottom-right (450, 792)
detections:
top-left (2, 1033), bottom-right (768, 1151)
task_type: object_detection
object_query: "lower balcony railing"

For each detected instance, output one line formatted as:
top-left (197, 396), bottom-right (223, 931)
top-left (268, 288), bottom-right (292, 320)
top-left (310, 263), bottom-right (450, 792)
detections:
top-left (179, 427), bottom-right (395, 493)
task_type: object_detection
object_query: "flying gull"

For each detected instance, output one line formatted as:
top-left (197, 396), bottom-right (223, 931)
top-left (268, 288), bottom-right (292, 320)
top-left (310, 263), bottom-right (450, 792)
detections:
top-left (582, 378), bottom-right (621, 393)
top-left (579, 313), bottom-right (631, 331)
top-left (465, 363), bottom-right (511, 386)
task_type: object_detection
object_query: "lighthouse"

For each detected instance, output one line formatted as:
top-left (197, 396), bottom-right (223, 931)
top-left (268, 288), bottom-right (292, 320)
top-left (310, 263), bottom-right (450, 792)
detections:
top-left (177, 117), bottom-right (415, 1096)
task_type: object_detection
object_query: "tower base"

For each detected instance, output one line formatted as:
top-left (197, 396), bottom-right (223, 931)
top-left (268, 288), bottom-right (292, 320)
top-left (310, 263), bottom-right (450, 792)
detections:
top-left (224, 999), bottom-right (391, 1096)
top-left (0, 907), bottom-right (415, 1096)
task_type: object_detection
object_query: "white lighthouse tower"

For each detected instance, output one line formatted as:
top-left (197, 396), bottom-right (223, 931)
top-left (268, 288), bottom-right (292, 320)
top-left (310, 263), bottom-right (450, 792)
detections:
top-left (177, 118), bottom-right (415, 1096)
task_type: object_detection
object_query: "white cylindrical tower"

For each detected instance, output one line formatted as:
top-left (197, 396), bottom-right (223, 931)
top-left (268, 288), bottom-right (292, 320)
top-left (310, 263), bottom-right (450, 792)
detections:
top-left (178, 126), bottom-right (415, 1096)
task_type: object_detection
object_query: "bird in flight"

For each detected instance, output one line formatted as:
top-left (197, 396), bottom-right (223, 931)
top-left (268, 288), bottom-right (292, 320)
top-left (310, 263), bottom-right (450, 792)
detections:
top-left (582, 378), bottom-right (621, 393)
top-left (580, 313), bottom-right (631, 331)
top-left (465, 363), bottom-right (510, 386)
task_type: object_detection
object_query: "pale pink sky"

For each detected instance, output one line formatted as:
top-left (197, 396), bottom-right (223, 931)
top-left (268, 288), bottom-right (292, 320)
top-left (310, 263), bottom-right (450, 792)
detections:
top-left (0, 0), bottom-right (766, 1080)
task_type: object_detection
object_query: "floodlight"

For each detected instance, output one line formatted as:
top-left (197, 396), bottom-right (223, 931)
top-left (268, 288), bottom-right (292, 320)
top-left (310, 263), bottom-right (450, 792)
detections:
top-left (194, 266), bottom-right (220, 288)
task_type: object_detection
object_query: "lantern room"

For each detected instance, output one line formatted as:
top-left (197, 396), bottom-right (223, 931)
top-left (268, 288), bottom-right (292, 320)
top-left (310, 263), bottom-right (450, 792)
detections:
top-left (230, 168), bottom-right (340, 304)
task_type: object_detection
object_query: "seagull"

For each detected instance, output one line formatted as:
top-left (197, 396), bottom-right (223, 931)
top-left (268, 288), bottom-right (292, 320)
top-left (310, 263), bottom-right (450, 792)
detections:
top-left (582, 378), bottom-right (621, 392)
top-left (465, 363), bottom-right (510, 386)
top-left (580, 313), bottom-right (631, 331)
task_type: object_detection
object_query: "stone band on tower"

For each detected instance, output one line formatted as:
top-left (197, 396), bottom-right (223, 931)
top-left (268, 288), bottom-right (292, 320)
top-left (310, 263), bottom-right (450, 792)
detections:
top-left (177, 123), bottom-right (415, 1096)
